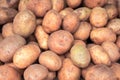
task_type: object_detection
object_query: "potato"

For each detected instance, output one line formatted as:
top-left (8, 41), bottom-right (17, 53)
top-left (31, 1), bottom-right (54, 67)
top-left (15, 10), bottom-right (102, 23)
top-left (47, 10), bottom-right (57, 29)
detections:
top-left (111, 63), bottom-right (120, 80)
top-left (90, 28), bottom-right (116, 44)
top-left (62, 12), bottom-right (79, 33)
top-left (18, 0), bottom-right (29, 11)
top-left (48, 30), bottom-right (74, 54)
top-left (107, 18), bottom-right (120, 35)
top-left (27, 0), bottom-right (52, 17)
top-left (74, 7), bottom-right (91, 21)
top-left (24, 64), bottom-right (48, 80)
top-left (74, 21), bottom-right (92, 40)
top-left (2, 22), bottom-right (15, 38)
top-left (0, 65), bottom-right (21, 80)
top-left (74, 40), bottom-right (86, 47)
top-left (59, 7), bottom-right (73, 18)
top-left (13, 10), bottom-right (36, 38)
top-left (116, 36), bottom-right (120, 48)
top-left (106, 0), bottom-right (117, 5)
top-left (0, 7), bottom-right (17, 25)
top-left (42, 10), bottom-right (62, 33)
top-left (84, 0), bottom-right (107, 8)
top-left (66, 0), bottom-right (82, 8)
top-left (45, 71), bottom-right (56, 80)
top-left (51, 0), bottom-right (64, 12)
top-left (0, 0), bottom-right (19, 8)
top-left (58, 58), bottom-right (81, 80)
top-left (118, 0), bottom-right (120, 17)
top-left (0, 35), bottom-right (26, 62)
top-left (104, 4), bottom-right (118, 19)
top-left (70, 44), bottom-right (90, 68)
top-left (39, 50), bottom-right (62, 71)
top-left (13, 42), bottom-right (41, 69)
top-left (35, 26), bottom-right (49, 50)
top-left (88, 45), bottom-right (111, 66)
top-left (102, 41), bottom-right (120, 62)
top-left (85, 64), bottom-right (117, 80)
top-left (90, 7), bottom-right (108, 27)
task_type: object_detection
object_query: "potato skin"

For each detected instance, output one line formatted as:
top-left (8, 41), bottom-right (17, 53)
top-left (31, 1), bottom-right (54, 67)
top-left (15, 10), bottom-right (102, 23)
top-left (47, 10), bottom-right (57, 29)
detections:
top-left (116, 36), bottom-right (120, 48)
top-left (58, 58), bottom-right (81, 80)
top-left (42, 10), bottom-right (62, 33)
top-left (18, 0), bottom-right (29, 11)
top-left (74, 40), bottom-right (86, 47)
top-left (0, 35), bottom-right (26, 62)
top-left (48, 30), bottom-right (74, 54)
top-left (88, 45), bottom-right (111, 66)
top-left (13, 42), bottom-right (41, 69)
top-left (35, 26), bottom-right (49, 50)
top-left (45, 71), bottom-right (56, 80)
top-left (102, 41), bottom-right (120, 62)
top-left (62, 12), bottom-right (79, 33)
top-left (24, 64), bottom-right (48, 80)
top-left (90, 28), bottom-right (116, 44)
top-left (27, 0), bottom-right (52, 17)
top-left (85, 64), bottom-right (117, 80)
top-left (74, 21), bottom-right (92, 40)
top-left (90, 7), bottom-right (108, 27)
top-left (66, 0), bottom-right (82, 8)
top-left (13, 10), bottom-right (36, 37)
top-left (39, 50), bottom-right (62, 71)
top-left (2, 23), bottom-right (15, 38)
top-left (84, 0), bottom-right (107, 8)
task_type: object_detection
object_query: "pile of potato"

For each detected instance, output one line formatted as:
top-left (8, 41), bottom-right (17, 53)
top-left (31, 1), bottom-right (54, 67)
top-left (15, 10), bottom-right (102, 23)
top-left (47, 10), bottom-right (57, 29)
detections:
top-left (0, 0), bottom-right (120, 80)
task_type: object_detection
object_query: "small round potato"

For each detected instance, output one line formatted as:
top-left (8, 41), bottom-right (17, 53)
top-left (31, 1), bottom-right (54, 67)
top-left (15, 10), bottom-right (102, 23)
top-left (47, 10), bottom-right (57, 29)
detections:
top-left (66, 0), bottom-right (82, 8)
top-left (13, 42), bottom-right (41, 69)
top-left (42, 10), bottom-right (62, 33)
top-left (74, 40), bottom-right (86, 47)
top-left (90, 7), bottom-right (108, 27)
top-left (18, 0), bottom-right (29, 11)
top-left (58, 58), bottom-right (81, 80)
top-left (48, 30), bottom-right (74, 54)
top-left (24, 64), bottom-right (48, 80)
top-left (90, 28), bottom-right (116, 44)
top-left (74, 21), bottom-right (92, 40)
top-left (39, 50), bottom-right (62, 71)
top-left (13, 10), bottom-right (36, 37)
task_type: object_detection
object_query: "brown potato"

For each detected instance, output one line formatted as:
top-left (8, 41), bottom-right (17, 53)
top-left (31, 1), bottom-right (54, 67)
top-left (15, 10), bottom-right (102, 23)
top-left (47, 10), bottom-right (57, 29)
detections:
top-left (106, 0), bottom-right (117, 5)
top-left (39, 50), bottom-right (62, 71)
top-left (88, 45), bottom-right (111, 66)
top-left (2, 22), bottom-right (15, 38)
top-left (104, 4), bottom-right (118, 19)
top-left (0, 65), bottom-right (21, 80)
top-left (51, 0), bottom-right (64, 12)
top-left (74, 21), bottom-right (92, 40)
top-left (0, 35), bottom-right (26, 62)
top-left (18, 0), bottom-right (29, 11)
top-left (62, 12), bottom-right (79, 33)
top-left (13, 10), bottom-right (36, 37)
top-left (70, 44), bottom-right (90, 68)
top-left (0, 7), bottom-right (17, 24)
top-left (27, 0), bottom-right (52, 17)
top-left (116, 36), bottom-right (120, 48)
top-left (102, 41), bottom-right (120, 62)
top-left (48, 30), bottom-right (74, 54)
top-left (24, 64), bottom-right (48, 80)
top-left (90, 7), bottom-right (108, 27)
top-left (85, 64), bottom-right (117, 80)
top-left (13, 42), bottom-right (41, 69)
top-left (42, 10), bottom-right (62, 33)
top-left (90, 28), bottom-right (116, 44)
top-left (66, 0), bottom-right (82, 8)
top-left (35, 26), bottom-right (49, 50)
top-left (111, 63), bottom-right (120, 80)
top-left (59, 7), bottom-right (73, 18)
top-left (58, 58), bottom-right (81, 80)
top-left (74, 40), bottom-right (86, 47)
top-left (107, 18), bottom-right (120, 35)
top-left (84, 0), bottom-right (107, 8)
top-left (45, 71), bottom-right (56, 80)
top-left (74, 7), bottom-right (91, 21)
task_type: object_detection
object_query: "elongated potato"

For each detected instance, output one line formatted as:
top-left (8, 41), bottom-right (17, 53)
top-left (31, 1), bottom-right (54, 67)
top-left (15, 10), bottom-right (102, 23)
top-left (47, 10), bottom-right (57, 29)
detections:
top-left (102, 41), bottom-right (120, 62)
top-left (13, 10), bottom-right (36, 37)
top-left (13, 42), bottom-right (41, 69)
top-left (58, 58), bottom-right (81, 80)
top-left (39, 50), bottom-right (62, 71)
top-left (88, 45), bottom-right (111, 66)
top-left (35, 26), bottom-right (49, 50)
top-left (66, 0), bottom-right (82, 8)
top-left (42, 10), bottom-right (62, 33)
top-left (0, 35), bottom-right (26, 62)
top-left (90, 28), bottom-right (116, 44)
